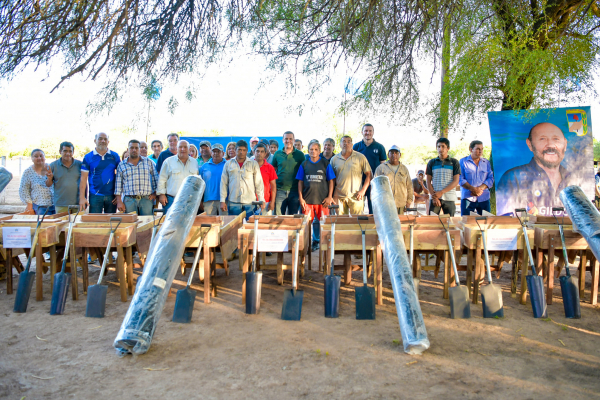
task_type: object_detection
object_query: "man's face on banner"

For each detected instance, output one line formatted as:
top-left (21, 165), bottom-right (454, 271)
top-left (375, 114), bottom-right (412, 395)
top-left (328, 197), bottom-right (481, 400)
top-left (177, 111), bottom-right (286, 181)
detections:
top-left (526, 123), bottom-right (567, 169)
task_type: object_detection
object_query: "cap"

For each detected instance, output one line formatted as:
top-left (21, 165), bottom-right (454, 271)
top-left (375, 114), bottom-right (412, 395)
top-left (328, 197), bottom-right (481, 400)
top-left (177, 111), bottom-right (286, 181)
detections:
top-left (389, 145), bottom-right (401, 153)
top-left (250, 136), bottom-right (259, 142)
top-left (211, 143), bottom-right (224, 152)
top-left (199, 140), bottom-right (211, 148)
top-left (417, 169), bottom-right (425, 175)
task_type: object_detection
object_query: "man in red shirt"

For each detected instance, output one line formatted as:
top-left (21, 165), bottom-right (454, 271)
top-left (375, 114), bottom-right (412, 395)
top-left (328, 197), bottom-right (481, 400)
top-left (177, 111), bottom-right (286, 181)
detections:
top-left (254, 142), bottom-right (277, 215)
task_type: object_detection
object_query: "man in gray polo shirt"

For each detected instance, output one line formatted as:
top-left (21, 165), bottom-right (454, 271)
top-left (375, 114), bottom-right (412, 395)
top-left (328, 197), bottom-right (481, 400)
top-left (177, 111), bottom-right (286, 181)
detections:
top-left (45, 141), bottom-right (82, 213)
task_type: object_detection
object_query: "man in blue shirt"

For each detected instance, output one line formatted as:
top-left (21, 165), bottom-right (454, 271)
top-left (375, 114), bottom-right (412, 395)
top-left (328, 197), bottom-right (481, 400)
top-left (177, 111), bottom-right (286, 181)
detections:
top-left (200, 143), bottom-right (226, 215)
top-left (459, 140), bottom-right (494, 216)
top-left (353, 123), bottom-right (387, 214)
top-left (80, 132), bottom-right (121, 213)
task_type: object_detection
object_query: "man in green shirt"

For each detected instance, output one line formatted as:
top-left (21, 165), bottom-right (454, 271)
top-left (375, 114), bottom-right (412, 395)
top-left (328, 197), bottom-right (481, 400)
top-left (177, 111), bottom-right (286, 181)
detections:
top-left (270, 131), bottom-right (306, 215)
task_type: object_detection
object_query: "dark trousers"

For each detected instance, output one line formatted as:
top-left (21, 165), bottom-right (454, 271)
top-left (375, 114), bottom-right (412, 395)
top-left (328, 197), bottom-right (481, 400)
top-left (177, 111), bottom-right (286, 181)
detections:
top-left (461, 199), bottom-right (491, 216)
top-left (89, 194), bottom-right (116, 214)
top-left (275, 190), bottom-right (300, 216)
top-left (430, 199), bottom-right (456, 216)
top-left (365, 185), bottom-right (373, 214)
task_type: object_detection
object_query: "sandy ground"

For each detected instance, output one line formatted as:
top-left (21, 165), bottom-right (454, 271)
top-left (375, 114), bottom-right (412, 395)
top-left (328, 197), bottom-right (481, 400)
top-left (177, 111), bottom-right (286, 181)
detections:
top-left (1, 247), bottom-right (600, 400)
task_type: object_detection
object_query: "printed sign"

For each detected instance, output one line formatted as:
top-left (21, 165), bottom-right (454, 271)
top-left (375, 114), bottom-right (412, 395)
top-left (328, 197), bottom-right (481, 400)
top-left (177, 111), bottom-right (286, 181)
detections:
top-left (2, 227), bottom-right (32, 248)
top-left (485, 229), bottom-right (520, 251)
top-left (257, 230), bottom-right (289, 252)
top-left (488, 106), bottom-right (593, 216)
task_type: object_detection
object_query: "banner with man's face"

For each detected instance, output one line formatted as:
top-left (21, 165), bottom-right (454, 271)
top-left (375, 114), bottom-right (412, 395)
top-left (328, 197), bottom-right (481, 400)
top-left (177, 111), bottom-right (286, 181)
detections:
top-left (488, 107), bottom-right (593, 216)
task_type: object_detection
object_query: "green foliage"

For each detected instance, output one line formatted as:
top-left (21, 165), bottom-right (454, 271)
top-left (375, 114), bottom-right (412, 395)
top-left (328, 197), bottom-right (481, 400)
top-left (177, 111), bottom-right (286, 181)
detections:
top-left (594, 139), bottom-right (600, 161)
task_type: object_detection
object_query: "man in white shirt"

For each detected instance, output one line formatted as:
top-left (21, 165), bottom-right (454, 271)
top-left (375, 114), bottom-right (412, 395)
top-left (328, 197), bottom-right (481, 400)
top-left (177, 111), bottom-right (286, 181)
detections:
top-left (157, 140), bottom-right (200, 212)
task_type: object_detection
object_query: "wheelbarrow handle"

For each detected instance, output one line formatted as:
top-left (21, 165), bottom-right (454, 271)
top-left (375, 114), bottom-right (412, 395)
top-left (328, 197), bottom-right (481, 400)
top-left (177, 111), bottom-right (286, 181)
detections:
top-left (251, 201), bottom-right (264, 206)
top-left (153, 209), bottom-right (163, 214)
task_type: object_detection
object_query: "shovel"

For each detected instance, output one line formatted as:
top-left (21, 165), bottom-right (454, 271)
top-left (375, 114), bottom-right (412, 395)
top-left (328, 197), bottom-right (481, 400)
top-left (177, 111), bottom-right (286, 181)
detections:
top-left (324, 204), bottom-right (341, 318)
top-left (13, 207), bottom-right (51, 313)
top-left (150, 209), bottom-right (165, 247)
top-left (437, 213), bottom-right (470, 319)
top-left (282, 229), bottom-right (303, 320)
top-left (246, 201), bottom-right (264, 314)
top-left (85, 217), bottom-right (123, 318)
top-left (172, 224), bottom-right (213, 323)
top-left (552, 207), bottom-right (581, 319)
top-left (49, 205), bottom-right (81, 315)
top-left (355, 216), bottom-right (376, 320)
top-left (516, 208), bottom-right (548, 318)
top-left (476, 217), bottom-right (504, 318)
top-left (405, 207), bottom-right (418, 294)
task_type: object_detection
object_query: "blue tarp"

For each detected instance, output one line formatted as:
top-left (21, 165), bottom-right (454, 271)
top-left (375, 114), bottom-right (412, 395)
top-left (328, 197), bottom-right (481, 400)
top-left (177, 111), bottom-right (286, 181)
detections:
top-left (181, 136), bottom-right (283, 151)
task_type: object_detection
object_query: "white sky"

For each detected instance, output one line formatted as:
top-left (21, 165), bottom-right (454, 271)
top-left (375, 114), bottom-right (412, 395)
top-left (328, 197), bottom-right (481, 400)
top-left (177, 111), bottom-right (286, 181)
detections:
top-left (0, 51), bottom-right (598, 154)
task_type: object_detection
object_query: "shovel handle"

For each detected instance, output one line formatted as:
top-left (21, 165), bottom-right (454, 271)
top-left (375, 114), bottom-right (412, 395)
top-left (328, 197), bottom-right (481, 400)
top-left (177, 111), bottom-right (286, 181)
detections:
top-left (328, 205), bottom-right (339, 210)
top-left (521, 225), bottom-right (536, 275)
top-left (97, 230), bottom-right (117, 285)
top-left (251, 201), bottom-right (264, 206)
top-left (153, 209), bottom-right (163, 214)
top-left (292, 230), bottom-right (300, 290)
top-left (557, 225), bottom-right (571, 277)
top-left (409, 224), bottom-right (414, 266)
top-left (445, 230), bottom-right (460, 286)
top-left (480, 230), bottom-right (493, 284)
top-left (361, 229), bottom-right (367, 285)
top-left (23, 207), bottom-right (51, 273)
top-left (252, 215), bottom-right (259, 273)
top-left (186, 238), bottom-right (204, 288)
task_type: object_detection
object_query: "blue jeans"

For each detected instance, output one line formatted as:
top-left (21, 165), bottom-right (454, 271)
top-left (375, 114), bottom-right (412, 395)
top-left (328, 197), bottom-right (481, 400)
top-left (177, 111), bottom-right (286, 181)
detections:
top-left (461, 199), bottom-right (491, 216)
top-left (163, 195), bottom-right (176, 213)
top-left (89, 194), bottom-right (117, 214)
top-left (229, 202), bottom-right (259, 217)
top-left (33, 204), bottom-right (55, 215)
top-left (123, 196), bottom-right (154, 216)
top-left (312, 217), bottom-right (320, 243)
top-left (275, 190), bottom-right (300, 216)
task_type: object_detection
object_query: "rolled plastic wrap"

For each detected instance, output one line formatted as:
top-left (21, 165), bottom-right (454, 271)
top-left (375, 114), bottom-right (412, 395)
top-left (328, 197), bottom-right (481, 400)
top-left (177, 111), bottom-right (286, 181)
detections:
top-left (0, 166), bottom-right (13, 193)
top-left (114, 175), bottom-right (205, 355)
top-left (371, 176), bottom-right (430, 355)
top-left (560, 185), bottom-right (600, 261)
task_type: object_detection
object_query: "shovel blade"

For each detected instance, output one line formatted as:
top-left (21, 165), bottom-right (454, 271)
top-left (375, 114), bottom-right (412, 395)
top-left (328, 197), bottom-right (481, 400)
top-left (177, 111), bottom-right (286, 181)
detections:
top-left (355, 285), bottom-right (376, 320)
top-left (13, 271), bottom-right (35, 313)
top-left (49, 272), bottom-right (71, 315)
top-left (172, 288), bottom-right (197, 324)
top-left (282, 288), bottom-right (304, 321)
top-left (85, 284), bottom-right (108, 318)
top-left (245, 271), bottom-right (263, 315)
top-left (526, 275), bottom-right (548, 318)
top-left (481, 283), bottom-right (504, 318)
top-left (560, 275), bottom-right (581, 319)
top-left (324, 274), bottom-right (341, 318)
top-left (449, 286), bottom-right (471, 319)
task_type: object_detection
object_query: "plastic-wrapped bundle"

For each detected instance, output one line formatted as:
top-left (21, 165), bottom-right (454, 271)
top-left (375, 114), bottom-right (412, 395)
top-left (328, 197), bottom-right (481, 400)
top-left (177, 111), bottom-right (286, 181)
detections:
top-left (371, 176), bottom-right (430, 355)
top-left (560, 185), bottom-right (600, 261)
top-left (114, 175), bottom-right (205, 355)
top-left (0, 166), bottom-right (13, 193)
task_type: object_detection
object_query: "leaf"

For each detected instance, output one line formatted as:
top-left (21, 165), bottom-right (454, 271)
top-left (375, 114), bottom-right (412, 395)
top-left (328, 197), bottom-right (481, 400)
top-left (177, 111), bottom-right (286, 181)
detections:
top-left (31, 375), bottom-right (54, 380)
top-left (477, 351), bottom-right (490, 356)
top-left (392, 339), bottom-right (400, 345)
top-left (515, 328), bottom-right (523, 332)
top-left (558, 339), bottom-right (566, 347)
top-left (36, 335), bottom-right (47, 341)
top-left (315, 349), bottom-right (321, 354)
top-left (541, 317), bottom-right (552, 322)
top-left (88, 325), bottom-right (103, 330)
top-left (144, 368), bottom-right (169, 371)
top-left (406, 361), bottom-right (418, 366)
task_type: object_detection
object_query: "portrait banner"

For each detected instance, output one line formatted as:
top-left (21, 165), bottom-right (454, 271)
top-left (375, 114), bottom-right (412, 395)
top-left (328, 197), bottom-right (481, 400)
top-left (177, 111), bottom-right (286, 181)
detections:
top-left (488, 107), bottom-right (593, 216)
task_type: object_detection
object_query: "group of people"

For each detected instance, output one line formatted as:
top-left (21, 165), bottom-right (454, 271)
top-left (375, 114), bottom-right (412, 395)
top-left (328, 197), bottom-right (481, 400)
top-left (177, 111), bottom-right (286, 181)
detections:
top-left (18, 124), bottom-right (495, 251)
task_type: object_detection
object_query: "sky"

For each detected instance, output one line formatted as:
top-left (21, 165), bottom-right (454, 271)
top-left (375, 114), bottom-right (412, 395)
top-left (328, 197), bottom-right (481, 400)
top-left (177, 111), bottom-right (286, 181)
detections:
top-left (0, 50), bottom-right (598, 155)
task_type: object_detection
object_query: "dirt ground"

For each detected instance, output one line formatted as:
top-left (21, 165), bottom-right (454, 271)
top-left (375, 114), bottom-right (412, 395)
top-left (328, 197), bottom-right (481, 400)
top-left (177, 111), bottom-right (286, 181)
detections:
top-left (1, 247), bottom-right (600, 399)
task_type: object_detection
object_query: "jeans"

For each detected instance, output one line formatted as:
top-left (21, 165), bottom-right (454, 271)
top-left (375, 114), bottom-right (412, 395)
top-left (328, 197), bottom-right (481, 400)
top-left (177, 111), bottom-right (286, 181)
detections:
top-left (33, 204), bottom-right (55, 215)
top-left (312, 218), bottom-right (320, 243)
top-left (89, 194), bottom-right (117, 214)
top-left (163, 195), bottom-right (176, 213)
top-left (430, 199), bottom-right (456, 216)
top-left (123, 196), bottom-right (154, 216)
top-left (275, 190), bottom-right (300, 216)
top-left (262, 202), bottom-right (273, 216)
top-left (229, 202), bottom-right (259, 217)
top-left (461, 199), bottom-right (491, 216)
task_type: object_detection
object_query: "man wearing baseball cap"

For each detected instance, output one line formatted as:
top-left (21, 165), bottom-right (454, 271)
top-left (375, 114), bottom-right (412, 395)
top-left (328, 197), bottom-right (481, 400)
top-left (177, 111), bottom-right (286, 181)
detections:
top-left (200, 143), bottom-right (226, 215)
top-left (198, 140), bottom-right (212, 167)
top-left (249, 136), bottom-right (259, 157)
top-left (374, 145), bottom-right (413, 214)
top-left (412, 169), bottom-right (430, 213)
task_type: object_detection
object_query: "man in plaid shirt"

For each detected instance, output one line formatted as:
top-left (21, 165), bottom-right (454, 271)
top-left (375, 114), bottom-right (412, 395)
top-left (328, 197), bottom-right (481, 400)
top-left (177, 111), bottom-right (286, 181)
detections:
top-left (115, 139), bottom-right (159, 215)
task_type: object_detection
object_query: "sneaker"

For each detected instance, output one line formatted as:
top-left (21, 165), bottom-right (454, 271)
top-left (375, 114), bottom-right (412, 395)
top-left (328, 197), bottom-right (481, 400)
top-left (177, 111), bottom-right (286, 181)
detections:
top-left (311, 242), bottom-right (319, 252)
top-left (266, 252), bottom-right (273, 257)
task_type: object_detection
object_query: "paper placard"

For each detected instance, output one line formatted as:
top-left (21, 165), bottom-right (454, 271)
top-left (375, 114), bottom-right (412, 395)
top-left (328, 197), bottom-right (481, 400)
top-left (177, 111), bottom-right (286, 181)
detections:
top-left (485, 229), bottom-right (519, 251)
top-left (2, 227), bottom-right (32, 248)
top-left (257, 230), bottom-right (289, 252)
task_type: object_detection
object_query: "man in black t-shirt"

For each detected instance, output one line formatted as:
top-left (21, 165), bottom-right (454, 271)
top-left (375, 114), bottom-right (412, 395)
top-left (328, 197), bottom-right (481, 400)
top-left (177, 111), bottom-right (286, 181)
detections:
top-left (296, 140), bottom-right (336, 251)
